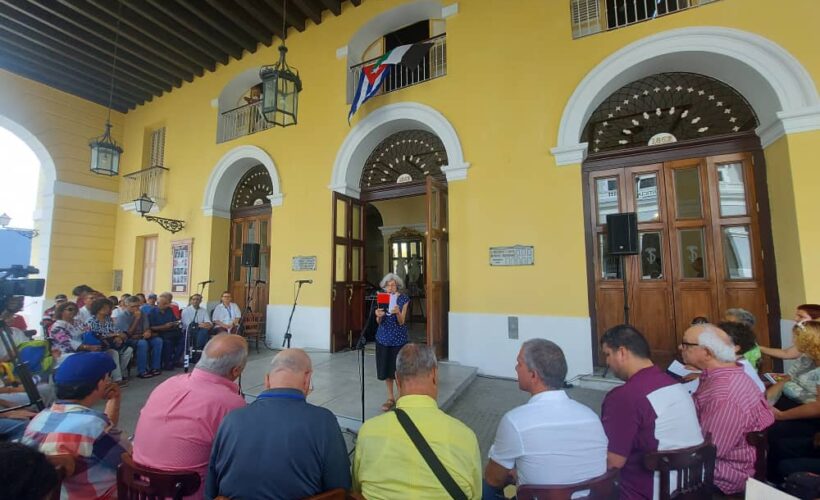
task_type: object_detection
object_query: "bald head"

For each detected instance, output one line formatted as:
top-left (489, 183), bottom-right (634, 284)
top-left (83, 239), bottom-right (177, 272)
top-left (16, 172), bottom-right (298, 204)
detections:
top-left (265, 349), bottom-right (312, 395)
top-left (196, 333), bottom-right (248, 380)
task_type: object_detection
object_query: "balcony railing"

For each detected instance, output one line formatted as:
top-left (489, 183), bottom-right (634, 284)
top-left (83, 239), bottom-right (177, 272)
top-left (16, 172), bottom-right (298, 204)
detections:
top-left (350, 34), bottom-right (447, 99)
top-left (218, 100), bottom-right (273, 143)
top-left (571, 0), bottom-right (720, 39)
top-left (119, 166), bottom-right (168, 212)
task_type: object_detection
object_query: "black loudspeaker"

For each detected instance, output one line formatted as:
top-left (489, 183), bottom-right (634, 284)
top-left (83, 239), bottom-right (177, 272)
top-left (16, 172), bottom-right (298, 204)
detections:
top-left (241, 243), bottom-right (261, 267)
top-left (606, 213), bottom-right (639, 255)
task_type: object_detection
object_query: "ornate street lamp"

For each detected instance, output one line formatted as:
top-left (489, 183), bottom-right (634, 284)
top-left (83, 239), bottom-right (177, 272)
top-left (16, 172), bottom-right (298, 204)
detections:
top-left (260, 0), bottom-right (302, 127)
top-left (0, 213), bottom-right (38, 239)
top-left (89, 2), bottom-right (123, 176)
top-left (134, 193), bottom-right (185, 234)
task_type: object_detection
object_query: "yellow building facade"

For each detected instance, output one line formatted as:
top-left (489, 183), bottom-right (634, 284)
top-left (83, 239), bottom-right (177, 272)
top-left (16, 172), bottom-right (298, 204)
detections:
top-left (4, 0), bottom-right (820, 378)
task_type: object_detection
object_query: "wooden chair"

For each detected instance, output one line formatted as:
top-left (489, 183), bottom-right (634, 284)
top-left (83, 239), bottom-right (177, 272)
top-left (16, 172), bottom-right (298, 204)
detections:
top-left (117, 453), bottom-right (200, 500)
top-left (643, 439), bottom-right (717, 500)
top-left (517, 468), bottom-right (620, 500)
top-left (304, 489), bottom-right (347, 500)
top-left (746, 429), bottom-right (769, 482)
top-left (239, 311), bottom-right (264, 353)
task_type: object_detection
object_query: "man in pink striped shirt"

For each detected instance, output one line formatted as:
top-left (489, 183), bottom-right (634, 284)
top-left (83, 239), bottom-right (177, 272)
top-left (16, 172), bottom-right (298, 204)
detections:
top-left (133, 334), bottom-right (248, 499)
top-left (681, 324), bottom-right (774, 495)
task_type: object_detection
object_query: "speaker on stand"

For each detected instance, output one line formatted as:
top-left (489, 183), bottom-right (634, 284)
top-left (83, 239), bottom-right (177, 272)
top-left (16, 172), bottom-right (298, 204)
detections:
top-left (606, 213), bottom-right (639, 325)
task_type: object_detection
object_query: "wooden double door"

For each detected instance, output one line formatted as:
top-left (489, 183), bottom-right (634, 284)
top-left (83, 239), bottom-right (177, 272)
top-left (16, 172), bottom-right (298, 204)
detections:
top-left (331, 177), bottom-right (449, 356)
top-left (589, 152), bottom-right (768, 366)
top-left (228, 208), bottom-right (270, 315)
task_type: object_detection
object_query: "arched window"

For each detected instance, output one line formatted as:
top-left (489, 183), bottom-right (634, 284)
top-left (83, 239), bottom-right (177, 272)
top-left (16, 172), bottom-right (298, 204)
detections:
top-left (231, 165), bottom-right (273, 210)
top-left (360, 130), bottom-right (447, 190)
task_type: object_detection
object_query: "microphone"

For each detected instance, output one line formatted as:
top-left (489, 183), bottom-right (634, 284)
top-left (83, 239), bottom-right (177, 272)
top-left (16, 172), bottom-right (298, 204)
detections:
top-left (296, 279), bottom-right (313, 284)
top-left (198, 279), bottom-right (214, 285)
top-left (255, 280), bottom-right (266, 284)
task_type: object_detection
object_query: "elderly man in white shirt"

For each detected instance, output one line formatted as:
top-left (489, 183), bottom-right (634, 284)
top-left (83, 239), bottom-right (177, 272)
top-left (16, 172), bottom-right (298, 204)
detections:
top-left (483, 339), bottom-right (608, 498)
top-left (181, 294), bottom-right (214, 354)
top-left (211, 291), bottom-right (242, 334)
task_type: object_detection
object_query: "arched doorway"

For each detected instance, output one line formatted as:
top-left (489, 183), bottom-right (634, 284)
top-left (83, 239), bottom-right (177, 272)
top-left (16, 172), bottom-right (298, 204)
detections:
top-left (228, 165), bottom-right (272, 315)
top-left (583, 72), bottom-right (777, 367)
top-left (331, 129), bottom-right (449, 355)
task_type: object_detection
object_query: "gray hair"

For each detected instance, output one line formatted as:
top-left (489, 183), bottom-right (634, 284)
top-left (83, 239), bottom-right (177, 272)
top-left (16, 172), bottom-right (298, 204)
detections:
top-left (396, 344), bottom-right (437, 379)
top-left (698, 327), bottom-right (737, 363)
top-left (196, 334), bottom-right (248, 377)
top-left (726, 308), bottom-right (756, 327)
top-left (124, 296), bottom-right (142, 307)
top-left (522, 339), bottom-right (567, 389)
top-left (380, 273), bottom-right (405, 290)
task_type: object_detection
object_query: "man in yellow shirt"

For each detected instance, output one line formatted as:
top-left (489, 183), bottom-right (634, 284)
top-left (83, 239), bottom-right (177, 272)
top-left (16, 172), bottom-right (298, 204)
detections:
top-left (353, 343), bottom-right (482, 499)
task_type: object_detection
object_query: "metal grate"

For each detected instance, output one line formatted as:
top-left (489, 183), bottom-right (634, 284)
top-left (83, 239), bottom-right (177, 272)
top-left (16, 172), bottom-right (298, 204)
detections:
top-left (361, 130), bottom-right (448, 190)
top-left (149, 127), bottom-right (165, 167)
top-left (571, 0), bottom-right (722, 39)
top-left (583, 72), bottom-right (758, 153)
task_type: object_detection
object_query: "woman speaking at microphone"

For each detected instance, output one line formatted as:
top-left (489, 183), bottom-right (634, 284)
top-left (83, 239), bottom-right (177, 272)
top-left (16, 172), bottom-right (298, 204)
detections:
top-left (374, 272), bottom-right (410, 412)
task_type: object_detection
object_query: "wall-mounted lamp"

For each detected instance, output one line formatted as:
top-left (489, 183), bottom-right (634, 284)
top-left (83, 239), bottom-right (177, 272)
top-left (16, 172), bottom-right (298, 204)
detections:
top-left (0, 213), bottom-right (38, 239)
top-left (133, 194), bottom-right (185, 234)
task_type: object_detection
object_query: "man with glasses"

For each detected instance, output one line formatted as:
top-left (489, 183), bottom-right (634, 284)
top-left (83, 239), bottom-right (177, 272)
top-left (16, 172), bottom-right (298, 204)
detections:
top-left (212, 291), bottom-right (242, 334)
top-left (600, 325), bottom-right (702, 500)
top-left (680, 323), bottom-right (774, 496)
top-left (116, 296), bottom-right (163, 378)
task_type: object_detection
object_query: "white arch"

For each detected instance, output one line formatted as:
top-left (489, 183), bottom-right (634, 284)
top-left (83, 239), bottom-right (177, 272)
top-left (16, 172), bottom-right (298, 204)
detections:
top-left (202, 145), bottom-right (284, 218)
top-left (329, 102), bottom-right (469, 198)
top-left (550, 26), bottom-right (820, 165)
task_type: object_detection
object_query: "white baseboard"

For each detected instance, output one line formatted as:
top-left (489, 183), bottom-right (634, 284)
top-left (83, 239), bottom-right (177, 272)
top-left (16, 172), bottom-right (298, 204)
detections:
top-left (448, 312), bottom-right (593, 380)
top-left (266, 304), bottom-right (330, 351)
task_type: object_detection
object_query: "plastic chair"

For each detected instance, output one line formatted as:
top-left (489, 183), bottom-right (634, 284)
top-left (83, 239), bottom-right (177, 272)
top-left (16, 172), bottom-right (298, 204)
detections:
top-left (643, 438), bottom-right (717, 500)
top-left (517, 468), bottom-right (620, 500)
top-left (117, 453), bottom-right (200, 500)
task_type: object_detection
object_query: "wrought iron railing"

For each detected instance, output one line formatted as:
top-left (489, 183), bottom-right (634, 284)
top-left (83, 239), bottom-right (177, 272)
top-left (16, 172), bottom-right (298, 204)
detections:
top-left (119, 166), bottom-right (168, 209)
top-left (218, 100), bottom-right (273, 143)
top-left (350, 33), bottom-right (447, 99)
top-left (570, 0), bottom-right (721, 39)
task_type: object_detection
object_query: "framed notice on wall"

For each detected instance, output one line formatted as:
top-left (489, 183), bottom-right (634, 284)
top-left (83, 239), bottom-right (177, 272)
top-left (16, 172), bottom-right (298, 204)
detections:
top-left (171, 239), bottom-right (193, 294)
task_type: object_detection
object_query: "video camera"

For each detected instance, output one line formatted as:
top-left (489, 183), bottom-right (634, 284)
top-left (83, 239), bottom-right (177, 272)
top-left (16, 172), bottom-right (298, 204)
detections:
top-left (0, 265), bottom-right (45, 312)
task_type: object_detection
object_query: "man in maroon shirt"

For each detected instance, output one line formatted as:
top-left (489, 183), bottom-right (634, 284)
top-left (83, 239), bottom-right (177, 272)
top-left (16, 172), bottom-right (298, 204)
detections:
top-left (681, 323), bottom-right (774, 495)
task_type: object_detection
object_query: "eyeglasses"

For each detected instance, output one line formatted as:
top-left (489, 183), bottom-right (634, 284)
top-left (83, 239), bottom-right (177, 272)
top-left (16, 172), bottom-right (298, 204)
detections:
top-left (679, 341), bottom-right (700, 349)
top-left (65, 307), bottom-right (78, 312)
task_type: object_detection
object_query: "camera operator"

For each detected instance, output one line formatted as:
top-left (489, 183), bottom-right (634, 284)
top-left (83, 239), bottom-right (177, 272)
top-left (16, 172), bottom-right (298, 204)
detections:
top-left (0, 296), bottom-right (55, 407)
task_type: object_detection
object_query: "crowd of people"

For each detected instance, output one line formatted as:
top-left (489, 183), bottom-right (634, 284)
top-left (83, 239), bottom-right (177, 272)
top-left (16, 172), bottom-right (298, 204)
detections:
top-left (1, 278), bottom-right (820, 499)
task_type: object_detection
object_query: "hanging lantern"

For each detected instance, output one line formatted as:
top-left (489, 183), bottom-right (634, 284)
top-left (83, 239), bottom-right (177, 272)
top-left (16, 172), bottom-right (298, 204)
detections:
top-left (89, 121), bottom-right (123, 176)
top-left (260, 44), bottom-right (303, 127)
top-left (134, 193), bottom-right (155, 216)
top-left (0, 213), bottom-right (10, 228)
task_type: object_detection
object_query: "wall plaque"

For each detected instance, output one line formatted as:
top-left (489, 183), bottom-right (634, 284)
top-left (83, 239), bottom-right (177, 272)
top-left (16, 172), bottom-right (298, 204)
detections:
top-left (171, 239), bottom-right (193, 293)
top-left (490, 245), bottom-right (534, 266)
top-left (292, 256), bottom-right (317, 271)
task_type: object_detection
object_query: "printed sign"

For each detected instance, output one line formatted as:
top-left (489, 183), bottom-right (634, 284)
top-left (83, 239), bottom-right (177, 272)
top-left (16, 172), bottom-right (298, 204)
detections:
top-left (171, 239), bottom-right (193, 293)
top-left (490, 245), bottom-right (534, 266)
top-left (292, 255), bottom-right (317, 271)
top-left (648, 132), bottom-right (677, 146)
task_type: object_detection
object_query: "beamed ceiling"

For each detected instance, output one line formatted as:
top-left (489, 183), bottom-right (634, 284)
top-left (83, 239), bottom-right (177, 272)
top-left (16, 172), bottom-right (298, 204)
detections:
top-left (0, 0), bottom-right (361, 112)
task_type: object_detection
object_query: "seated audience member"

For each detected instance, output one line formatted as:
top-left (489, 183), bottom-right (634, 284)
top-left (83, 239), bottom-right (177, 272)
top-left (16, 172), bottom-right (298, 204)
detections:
top-left (134, 334), bottom-right (247, 499)
top-left (135, 292), bottom-right (147, 305)
top-left (484, 339), bottom-right (606, 498)
top-left (87, 297), bottom-right (132, 386)
top-left (719, 321), bottom-right (765, 392)
top-left (354, 344), bottom-right (481, 500)
top-left (71, 284), bottom-right (93, 310)
top-left (760, 304), bottom-right (820, 361)
top-left (116, 296), bottom-right (163, 378)
top-left (181, 293), bottom-right (214, 352)
top-left (724, 308), bottom-right (761, 367)
top-left (76, 290), bottom-right (101, 324)
top-left (22, 352), bottom-right (131, 499)
top-left (140, 293), bottom-right (158, 315)
top-left (211, 291), bottom-right (242, 334)
top-left (207, 348), bottom-right (350, 500)
top-left (110, 293), bottom-right (131, 321)
top-left (681, 323), bottom-right (774, 495)
top-left (0, 442), bottom-right (60, 500)
top-left (691, 316), bottom-right (710, 325)
top-left (600, 325), bottom-right (703, 499)
top-left (0, 307), bottom-right (56, 407)
top-left (48, 301), bottom-right (91, 359)
top-left (772, 432), bottom-right (820, 483)
top-left (148, 292), bottom-right (183, 370)
top-left (0, 399), bottom-right (37, 441)
top-left (767, 321), bottom-right (820, 409)
top-left (41, 293), bottom-right (68, 334)
top-left (4, 295), bottom-right (29, 332)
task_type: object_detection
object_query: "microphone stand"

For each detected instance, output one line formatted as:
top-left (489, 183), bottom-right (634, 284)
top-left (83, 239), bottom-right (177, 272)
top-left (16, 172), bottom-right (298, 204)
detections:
top-left (282, 281), bottom-right (307, 348)
top-left (356, 295), bottom-right (378, 423)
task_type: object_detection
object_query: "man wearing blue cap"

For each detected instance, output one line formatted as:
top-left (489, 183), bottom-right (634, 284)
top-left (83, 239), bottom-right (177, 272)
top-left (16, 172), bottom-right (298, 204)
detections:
top-left (22, 352), bottom-right (131, 500)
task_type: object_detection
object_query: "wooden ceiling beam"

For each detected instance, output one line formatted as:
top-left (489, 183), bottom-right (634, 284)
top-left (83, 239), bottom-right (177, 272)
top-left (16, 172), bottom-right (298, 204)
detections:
top-left (204, 0), bottom-right (273, 48)
top-left (263, 0), bottom-right (306, 33)
top-left (177, 0), bottom-right (259, 54)
top-left (54, 0), bottom-right (202, 79)
top-left (124, 0), bottom-right (229, 66)
top-left (0, 48), bottom-right (133, 112)
top-left (0, 12), bottom-right (168, 96)
top-left (143, 0), bottom-right (244, 61)
top-left (292, 0), bottom-right (323, 25)
top-left (318, 0), bottom-right (342, 16)
top-left (235, 0), bottom-right (286, 41)
top-left (7, 0), bottom-right (183, 88)
top-left (0, 4), bottom-right (172, 91)
top-left (0, 28), bottom-right (154, 103)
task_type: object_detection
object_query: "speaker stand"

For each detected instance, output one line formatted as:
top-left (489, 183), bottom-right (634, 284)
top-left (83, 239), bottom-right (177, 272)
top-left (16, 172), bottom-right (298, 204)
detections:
top-left (621, 255), bottom-right (630, 325)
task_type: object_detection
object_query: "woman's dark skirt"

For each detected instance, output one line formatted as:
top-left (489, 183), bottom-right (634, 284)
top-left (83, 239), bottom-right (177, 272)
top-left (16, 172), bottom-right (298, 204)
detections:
top-left (375, 342), bottom-right (405, 381)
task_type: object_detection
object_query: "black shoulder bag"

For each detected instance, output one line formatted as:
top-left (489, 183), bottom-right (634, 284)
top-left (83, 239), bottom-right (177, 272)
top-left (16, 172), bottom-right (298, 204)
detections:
top-left (394, 408), bottom-right (468, 500)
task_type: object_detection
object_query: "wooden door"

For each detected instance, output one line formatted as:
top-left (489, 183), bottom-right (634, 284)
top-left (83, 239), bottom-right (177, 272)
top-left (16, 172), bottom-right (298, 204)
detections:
top-left (331, 193), bottom-right (366, 352)
top-left (426, 177), bottom-right (449, 358)
top-left (228, 209), bottom-right (270, 314)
